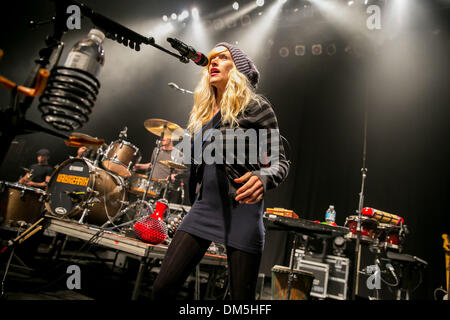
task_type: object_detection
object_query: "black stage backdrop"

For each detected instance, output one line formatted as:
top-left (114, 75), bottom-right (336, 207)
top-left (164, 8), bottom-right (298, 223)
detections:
top-left (0, 0), bottom-right (448, 300)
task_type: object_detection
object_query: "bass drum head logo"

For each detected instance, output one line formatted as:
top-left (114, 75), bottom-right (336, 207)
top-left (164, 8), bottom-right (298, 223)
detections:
top-left (55, 207), bottom-right (68, 215)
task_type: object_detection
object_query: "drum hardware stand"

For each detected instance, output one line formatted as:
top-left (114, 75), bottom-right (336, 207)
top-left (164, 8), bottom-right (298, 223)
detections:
top-left (142, 138), bottom-right (163, 203)
top-left (351, 95), bottom-right (369, 300)
top-left (286, 232), bottom-right (299, 300)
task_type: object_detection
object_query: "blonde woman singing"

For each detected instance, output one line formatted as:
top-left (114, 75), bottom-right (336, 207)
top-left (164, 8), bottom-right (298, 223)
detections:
top-left (152, 43), bottom-right (290, 300)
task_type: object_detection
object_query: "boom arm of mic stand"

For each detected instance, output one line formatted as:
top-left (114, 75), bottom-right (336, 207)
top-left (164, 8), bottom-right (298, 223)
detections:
top-left (56, 0), bottom-right (189, 63)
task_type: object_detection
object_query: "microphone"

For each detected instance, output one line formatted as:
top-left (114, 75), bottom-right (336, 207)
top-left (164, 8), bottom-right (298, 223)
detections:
top-left (168, 82), bottom-right (179, 89)
top-left (167, 38), bottom-right (208, 66)
top-left (168, 82), bottom-right (193, 95)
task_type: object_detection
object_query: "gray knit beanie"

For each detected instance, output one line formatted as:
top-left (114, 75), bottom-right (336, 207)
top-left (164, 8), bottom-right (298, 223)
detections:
top-left (215, 42), bottom-right (260, 88)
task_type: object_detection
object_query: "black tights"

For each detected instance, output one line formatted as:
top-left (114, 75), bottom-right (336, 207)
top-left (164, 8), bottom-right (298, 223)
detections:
top-left (152, 230), bottom-right (262, 300)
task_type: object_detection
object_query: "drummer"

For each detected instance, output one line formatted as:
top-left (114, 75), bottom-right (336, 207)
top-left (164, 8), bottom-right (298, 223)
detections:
top-left (18, 148), bottom-right (54, 189)
top-left (134, 136), bottom-right (184, 181)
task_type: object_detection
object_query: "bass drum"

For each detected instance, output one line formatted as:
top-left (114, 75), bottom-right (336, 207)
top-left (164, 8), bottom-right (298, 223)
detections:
top-left (45, 158), bottom-right (127, 225)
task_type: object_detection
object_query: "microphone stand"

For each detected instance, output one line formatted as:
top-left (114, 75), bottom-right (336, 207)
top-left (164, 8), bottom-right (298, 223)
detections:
top-left (351, 92), bottom-right (369, 300)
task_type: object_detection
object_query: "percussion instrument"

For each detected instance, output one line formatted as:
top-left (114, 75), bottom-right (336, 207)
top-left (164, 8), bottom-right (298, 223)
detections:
top-left (143, 118), bottom-right (185, 140)
top-left (0, 181), bottom-right (45, 226)
top-left (128, 173), bottom-right (166, 198)
top-left (377, 223), bottom-right (402, 250)
top-left (45, 158), bottom-right (127, 226)
top-left (102, 140), bottom-right (141, 177)
top-left (158, 160), bottom-right (187, 171)
top-left (345, 215), bottom-right (378, 243)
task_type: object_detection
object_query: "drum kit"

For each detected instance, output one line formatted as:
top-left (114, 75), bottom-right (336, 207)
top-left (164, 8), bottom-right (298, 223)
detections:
top-left (344, 214), bottom-right (407, 252)
top-left (0, 118), bottom-right (189, 244)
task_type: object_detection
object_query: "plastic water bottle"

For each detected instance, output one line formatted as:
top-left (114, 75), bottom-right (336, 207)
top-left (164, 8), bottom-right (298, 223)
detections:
top-left (325, 205), bottom-right (336, 224)
top-left (64, 28), bottom-right (105, 77)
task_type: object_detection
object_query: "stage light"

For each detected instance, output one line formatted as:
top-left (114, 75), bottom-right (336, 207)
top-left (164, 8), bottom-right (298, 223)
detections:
top-left (327, 43), bottom-right (337, 56)
top-left (171, 13), bottom-right (177, 20)
top-left (348, 1), bottom-right (354, 6)
top-left (295, 44), bottom-right (306, 56)
top-left (279, 47), bottom-right (289, 58)
top-left (241, 14), bottom-right (252, 26)
top-left (233, 2), bottom-right (239, 11)
top-left (278, 0), bottom-right (287, 4)
top-left (312, 44), bottom-right (323, 55)
top-left (162, 15), bottom-right (168, 22)
top-left (364, 0), bottom-right (369, 4)
top-left (256, 0), bottom-right (265, 7)
top-left (178, 10), bottom-right (189, 21)
top-left (192, 8), bottom-right (199, 21)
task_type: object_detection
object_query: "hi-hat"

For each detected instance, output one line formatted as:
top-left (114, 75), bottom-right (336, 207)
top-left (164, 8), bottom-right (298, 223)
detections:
top-left (143, 118), bottom-right (184, 140)
top-left (158, 160), bottom-right (187, 170)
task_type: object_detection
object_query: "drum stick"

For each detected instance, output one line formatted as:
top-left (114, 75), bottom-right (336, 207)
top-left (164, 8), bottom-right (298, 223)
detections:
top-left (18, 226), bottom-right (43, 244)
top-left (12, 217), bottom-right (44, 242)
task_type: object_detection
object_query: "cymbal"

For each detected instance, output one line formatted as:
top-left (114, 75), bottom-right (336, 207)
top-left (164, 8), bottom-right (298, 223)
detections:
top-left (143, 118), bottom-right (184, 140)
top-left (158, 160), bottom-right (187, 170)
top-left (65, 132), bottom-right (105, 147)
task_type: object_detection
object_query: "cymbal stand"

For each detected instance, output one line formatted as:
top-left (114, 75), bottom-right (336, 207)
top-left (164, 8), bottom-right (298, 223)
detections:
top-left (161, 167), bottom-right (177, 201)
top-left (142, 138), bottom-right (163, 204)
top-left (351, 98), bottom-right (369, 300)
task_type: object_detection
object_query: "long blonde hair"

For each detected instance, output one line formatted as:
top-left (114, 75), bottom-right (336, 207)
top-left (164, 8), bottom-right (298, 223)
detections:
top-left (187, 63), bottom-right (266, 133)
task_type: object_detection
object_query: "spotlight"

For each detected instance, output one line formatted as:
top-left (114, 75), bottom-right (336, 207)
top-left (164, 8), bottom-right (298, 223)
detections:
top-left (364, 0), bottom-right (369, 4)
top-left (213, 19), bottom-right (225, 31)
top-left (347, 1), bottom-right (354, 6)
top-left (162, 15), bottom-right (168, 22)
top-left (192, 8), bottom-right (199, 21)
top-left (326, 43), bottom-right (337, 56)
top-left (311, 44), bottom-right (322, 55)
top-left (256, 0), bottom-right (265, 7)
top-left (178, 10), bottom-right (189, 21)
top-left (232, 2), bottom-right (239, 11)
top-left (294, 44), bottom-right (306, 56)
top-left (171, 13), bottom-right (177, 20)
top-left (279, 47), bottom-right (289, 58)
top-left (278, 0), bottom-right (287, 4)
top-left (240, 14), bottom-right (252, 27)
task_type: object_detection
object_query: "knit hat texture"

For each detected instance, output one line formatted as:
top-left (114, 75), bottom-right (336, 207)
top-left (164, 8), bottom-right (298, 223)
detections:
top-left (215, 42), bottom-right (260, 88)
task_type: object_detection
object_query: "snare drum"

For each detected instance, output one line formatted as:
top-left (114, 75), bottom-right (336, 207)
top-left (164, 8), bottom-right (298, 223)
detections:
top-left (345, 215), bottom-right (378, 242)
top-left (0, 181), bottom-right (45, 226)
top-left (102, 140), bottom-right (141, 177)
top-left (45, 158), bottom-right (127, 225)
top-left (377, 223), bottom-right (402, 250)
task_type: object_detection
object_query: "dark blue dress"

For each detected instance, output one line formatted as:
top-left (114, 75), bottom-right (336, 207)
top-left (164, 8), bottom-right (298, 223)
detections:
top-left (177, 110), bottom-right (265, 255)
top-left (177, 163), bottom-right (265, 255)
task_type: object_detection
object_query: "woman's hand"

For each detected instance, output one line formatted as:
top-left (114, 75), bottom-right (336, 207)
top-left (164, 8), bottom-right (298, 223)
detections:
top-left (234, 172), bottom-right (264, 204)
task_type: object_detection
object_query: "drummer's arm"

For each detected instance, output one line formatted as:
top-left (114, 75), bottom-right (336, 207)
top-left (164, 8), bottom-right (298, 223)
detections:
top-left (25, 176), bottom-right (50, 188)
top-left (134, 162), bottom-right (152, 171)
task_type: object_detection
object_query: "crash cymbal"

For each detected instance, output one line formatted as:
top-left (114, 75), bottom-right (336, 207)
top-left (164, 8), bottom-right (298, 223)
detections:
top-left (158, 160), bottom-right (187, 170)
top-left (143, 118), bottom-right (184, 140)
top-left (65, 132), bottom-right (105, 147)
